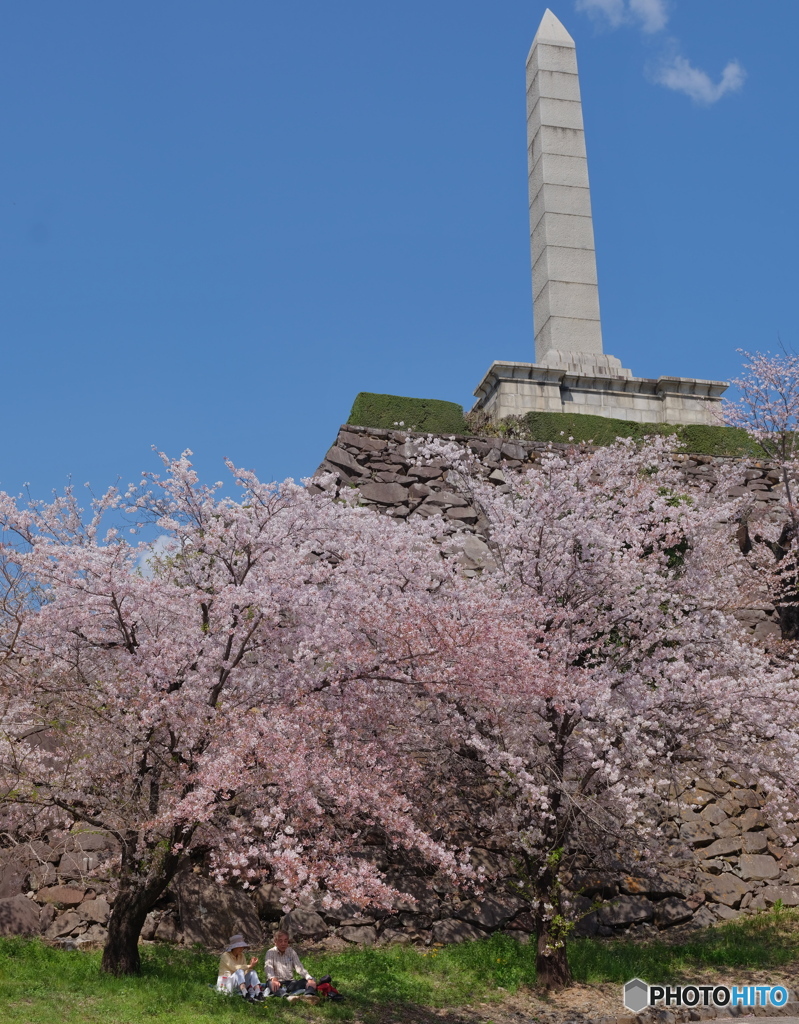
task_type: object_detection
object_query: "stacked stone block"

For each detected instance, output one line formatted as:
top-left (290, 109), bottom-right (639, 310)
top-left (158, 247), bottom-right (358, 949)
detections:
top-left (527, 10), bottom-right (604, 367)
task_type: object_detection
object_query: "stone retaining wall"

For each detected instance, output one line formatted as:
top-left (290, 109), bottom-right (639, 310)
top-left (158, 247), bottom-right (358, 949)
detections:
top-left (315, 425), bottom-right (785, 638)
top-left (0, 427), bottom-right (794, 953)
top-left (1, 768), bottom-right (798, 950)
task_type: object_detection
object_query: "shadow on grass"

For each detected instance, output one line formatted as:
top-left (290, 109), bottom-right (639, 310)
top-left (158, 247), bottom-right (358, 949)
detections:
top-left (0, 909), bottom-right (797, 1022)
top-left (570, 907), bottom-right (799, 985)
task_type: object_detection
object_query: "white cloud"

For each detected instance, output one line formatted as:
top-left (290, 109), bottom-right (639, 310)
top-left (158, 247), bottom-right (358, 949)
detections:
top-left (574, 0), bottom-right (747, 105)
top-left (653, 55), bottom-right (746, 105)
top-left (135, 534), bottom-right (178, 578)
top-left (576, 0), bottom-right (668, 33)
top-left (628, 0), bottom-right (668, 33)
top-left (576, 0), bottom-right (626, 28)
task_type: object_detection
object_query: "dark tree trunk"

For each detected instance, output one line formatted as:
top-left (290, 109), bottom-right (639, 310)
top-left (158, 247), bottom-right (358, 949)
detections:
top-left (101, 885), bottom-right (156, 975)
top-left (532, 858), bottom-right (573, 992)
top-left (100, 829), bottom-right (186, 975)
top-left (777, 601), bottom-right (799, 641)
top-left (535, 921), bottom-right (573, 991)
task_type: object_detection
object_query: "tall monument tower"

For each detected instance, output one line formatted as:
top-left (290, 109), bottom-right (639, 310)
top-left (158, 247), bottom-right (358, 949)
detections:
top-left (528, 11), bottom-right (624, 377)
top-left (473, 8), bottom-right (725, 425)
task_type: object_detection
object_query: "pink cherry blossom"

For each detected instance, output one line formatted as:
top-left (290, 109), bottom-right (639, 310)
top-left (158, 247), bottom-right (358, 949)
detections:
top-left (1, 436), bottom-right (797, 988)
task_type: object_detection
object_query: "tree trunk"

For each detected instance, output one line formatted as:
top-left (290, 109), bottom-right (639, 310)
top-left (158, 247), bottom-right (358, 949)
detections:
top-left (101, 884), bottom-right (155, 975)
top-left (531, 858), bottom-right (573, 992)
top-left (100, 831), bottom-right (186, 975)
top-left (535, 918), bottom-right (573, 991)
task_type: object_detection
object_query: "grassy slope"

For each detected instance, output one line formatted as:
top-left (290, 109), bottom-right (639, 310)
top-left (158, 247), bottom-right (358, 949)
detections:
top-left (1, 912), bottom-right (798, 1024)
top-left (344, 393), bottom-right (762, 458)
top-left (518, 413), bottom-right (761, 458)
top-left (346, 394), bottom-right (467, 435)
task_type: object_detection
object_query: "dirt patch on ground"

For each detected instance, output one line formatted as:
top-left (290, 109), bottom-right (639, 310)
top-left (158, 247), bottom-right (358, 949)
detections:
top-left (365, 983), bottom-right (623, 1024)
top-left (365, 965), bottom-right (799, 1024)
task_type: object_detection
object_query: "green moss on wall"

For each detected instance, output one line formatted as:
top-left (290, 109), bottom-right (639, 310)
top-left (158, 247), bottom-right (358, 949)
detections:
top-left (347, 393), bottom-right (467, 434)
top-left (519, 412), bottom-right (673, 446)
top-left (676, 424), bottom-right (761, 458)
top-left (517, 413), bottom-right (761, 457)
top-left (345, 394), bottom-right (763, 458)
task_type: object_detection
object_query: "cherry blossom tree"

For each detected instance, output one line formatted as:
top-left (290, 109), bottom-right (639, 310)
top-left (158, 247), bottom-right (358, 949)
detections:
top-left (1, 437), bottom-right (797, 990)
top-left (724, 350), bottom-right (799, 637)
top-left (390, 437), bottom-right (799, 988)
top-left (0, 454), bottom-right (472, 974)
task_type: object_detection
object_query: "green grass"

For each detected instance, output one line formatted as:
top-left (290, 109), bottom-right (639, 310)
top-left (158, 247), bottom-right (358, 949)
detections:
top-left (0, 935), bottom-right (533, 1024)
top-left (516, 412), bottom-right (761, 458)
top-left (346, 394), bottom-right (467, 435)
top-left (344, 394), bottom-right (762, 458)
top-left (1, 912), bottom-right (797, 1023)
top-left (570, 907), bottom-right (799, 983)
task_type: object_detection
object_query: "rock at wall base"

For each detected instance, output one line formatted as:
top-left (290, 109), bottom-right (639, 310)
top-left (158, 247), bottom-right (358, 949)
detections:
top-left (0, 895), bottom-right (41, 936)
top-left (431, 918), bottom-right (489, 944)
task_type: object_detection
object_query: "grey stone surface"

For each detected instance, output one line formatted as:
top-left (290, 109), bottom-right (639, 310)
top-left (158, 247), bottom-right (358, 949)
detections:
top-left (175, 874), bottom-right (263, 947)
top-left (278, 907), bottom-right (328, 942)
top-left (698, 873), bottom-right (750, 907)
top-left (154, 912), bottom-right (180, 943)
top-left (75, 923), bottom-right (108, 947)
top-left (681, 819), bottom-right (715, 845)
top-left (738, 807), bottom-right (766, 831)
top-left (0, 895), bottom-right (41, 936)
top-left (425, 490), bottom-right (468, 507)
top-left (697, 837), bottom-right (742, 860)
top-left (338, 925), bottom-right (377, 945)
top-left (739, 854), bottom-right (780, 881)
top-left (470, 11), bottom-right (728, 426)
top-left (431, 918), bottom-right (489, 944)
top-left (761, 885), bottom-right (799, 906)
top-left (690, 905), bottom-right (718, 928)
top-left (65, 830), bottom-right (118, 853)
top-left (39, 903), bottom-right (56, 931)
top-left (325, 446), bottom-right (367, 476)
top-left (597, 896), bottom-right (654, 927)
top-left (741, 832), bottom-right (769, 854)
top-left (379, 927), bottom-right (412, 945)
top-left (0, 849), bottom-right (33, 899)
top-left (359, 481), bottom-right (410, 505)
top-left (29, 863), bottom-right (57, 889)
top-left (471, 361), bottom-right (727, 425)
top-left (141, 911), bottom-right (160, 940)
top-left (35, 885), bottom-right (85, 906)
top-left (76, 898), bottom-right (110, 924)
top-left (445, 506), bottom-right (478, 523)
top-left (713, 819), bottom-right (740, 839)
top-left (453, 897), bottom-right (517, 930)
top-left (526, 10), bottom-right (603, 366)
top-left (714, 904), bottom-right (741, 921)
top-left (653, 897), bottom-right (693, 928)
top-left (57, 851), bottom-right (101, 880)
top-left (45, 909), bottom-right (81, 938)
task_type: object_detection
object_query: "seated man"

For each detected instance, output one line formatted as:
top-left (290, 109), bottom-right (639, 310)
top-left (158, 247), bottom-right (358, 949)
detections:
top-left (264, 929), bottom-right (317, 996)
top-left (217, 933), bottom-right (264, 1000)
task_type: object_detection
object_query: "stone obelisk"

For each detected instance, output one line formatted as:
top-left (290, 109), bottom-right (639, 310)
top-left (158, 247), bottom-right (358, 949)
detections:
top-left (471, 9), bottom-right (726, 425)
top-left (527, 9), bottom-right (625, 377)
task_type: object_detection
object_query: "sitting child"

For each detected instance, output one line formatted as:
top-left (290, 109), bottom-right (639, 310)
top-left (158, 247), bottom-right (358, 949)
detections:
top-left (217, 933), bottom-right (264, 1000)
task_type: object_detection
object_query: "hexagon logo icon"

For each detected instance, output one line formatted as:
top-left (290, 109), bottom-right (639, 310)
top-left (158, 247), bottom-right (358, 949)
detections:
top-left (623, 978), bottom-right (649, 1013)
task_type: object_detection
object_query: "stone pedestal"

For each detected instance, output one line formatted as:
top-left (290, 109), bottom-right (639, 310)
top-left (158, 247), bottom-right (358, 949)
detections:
top-left (473, 361), bottom-right (727, 426)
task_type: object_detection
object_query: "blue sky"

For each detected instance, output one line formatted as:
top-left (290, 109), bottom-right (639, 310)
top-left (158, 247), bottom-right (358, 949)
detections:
top-left (0, 1), bottom-right (796, 495)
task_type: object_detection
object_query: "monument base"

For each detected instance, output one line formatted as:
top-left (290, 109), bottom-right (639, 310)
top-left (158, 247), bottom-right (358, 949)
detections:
top-left (472, 360), bottom-right (727, 427)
